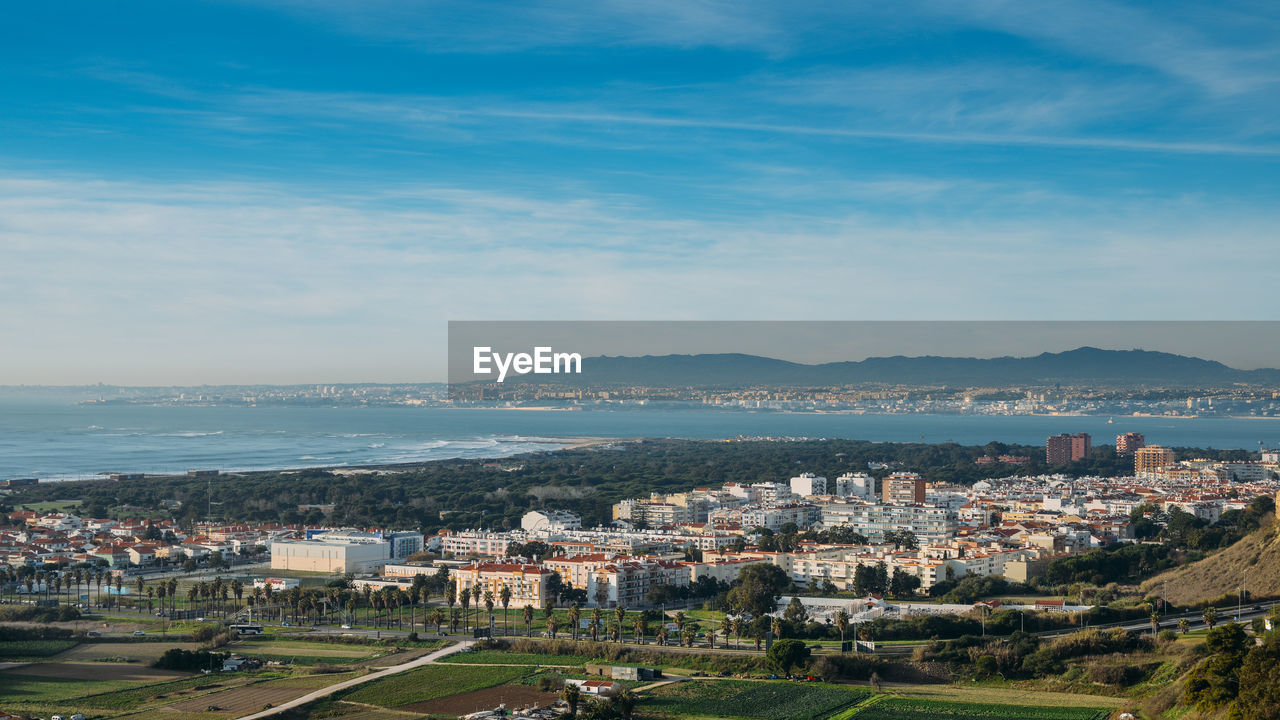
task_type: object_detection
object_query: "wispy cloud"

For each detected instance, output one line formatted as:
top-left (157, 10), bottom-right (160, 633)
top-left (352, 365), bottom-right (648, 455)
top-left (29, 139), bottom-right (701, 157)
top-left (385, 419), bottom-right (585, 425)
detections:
top-left (2, 173), bottom-right (1276, 383)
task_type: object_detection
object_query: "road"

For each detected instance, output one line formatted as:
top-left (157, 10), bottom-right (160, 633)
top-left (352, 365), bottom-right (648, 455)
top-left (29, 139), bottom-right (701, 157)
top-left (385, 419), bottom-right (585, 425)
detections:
top-left (233, 639), bottom-right (475, 720)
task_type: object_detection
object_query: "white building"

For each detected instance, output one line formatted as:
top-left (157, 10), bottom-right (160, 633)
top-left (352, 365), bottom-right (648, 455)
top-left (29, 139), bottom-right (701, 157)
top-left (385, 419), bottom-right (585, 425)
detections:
top-left (522, 510), bottom-right (583, 533)
top-left (790, 473), bottom-right (827, 497)
top-left (820, 503), bottom-right (959, 543)
top-left (834, 473), bottom-right (876, 500)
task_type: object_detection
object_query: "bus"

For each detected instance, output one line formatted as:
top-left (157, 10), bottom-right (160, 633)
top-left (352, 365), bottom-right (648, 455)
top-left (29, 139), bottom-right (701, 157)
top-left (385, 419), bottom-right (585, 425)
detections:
top-left (229, 624), bottom-right (264, 635)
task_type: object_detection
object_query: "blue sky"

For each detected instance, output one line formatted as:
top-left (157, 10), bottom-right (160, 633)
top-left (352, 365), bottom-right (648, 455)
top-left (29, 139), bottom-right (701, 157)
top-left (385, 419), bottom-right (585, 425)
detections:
top-left (2, 1), bottom-right (1278, 383)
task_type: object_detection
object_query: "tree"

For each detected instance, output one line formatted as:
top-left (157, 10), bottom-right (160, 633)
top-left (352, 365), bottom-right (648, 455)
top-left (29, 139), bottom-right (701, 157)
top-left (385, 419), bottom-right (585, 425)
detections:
top-left (890, 569), bottom-right (921, 598)
top-left (613, 689), bottom-right (637, 720)
top-left (726, 564), bottom-right (790, 618)
top-left (1204, 607), bottom-right (1219, 630)
top-left (499, 585), bottom-right (512, 636)
top-left (783, 597), bottom-right (808, 625)
top-left (562, 682), bottom-right (581, 717)
top-left (1185, 623), bottom-right (1250, 711)
top-left (569, 603), bottom-right (581, 641)
top-left (522, 605), bottom-right (534, 637)
top-left (766, 638), bottom-right (810, 676)
top-left (1179, 618), bottom-right (1190, 634)
top-left (1230, 633), bottom-right (1280, 720)
top-left (680, 624), bottom-right (698, 647)
top-left (834, 609), bottom-right (850, 651)
top-left (547, 615), bottom-right (560, 639)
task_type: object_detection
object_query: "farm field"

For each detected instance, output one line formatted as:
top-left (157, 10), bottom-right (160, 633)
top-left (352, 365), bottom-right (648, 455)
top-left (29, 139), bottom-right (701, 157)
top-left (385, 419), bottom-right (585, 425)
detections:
top-left (0, 656), bottom-right (360, 720)
top-left (340, 663), bottom-right (533, 707)
top-left (399, 683), bottom-right (555, 715)
top-left (55, 640), bottom-right (200, 663)
top-left (849, 697), bottom-right (1112, 720)
top-left (438, 650), bottom-right (599, 666)
top-left (891, 683), bottom-right (1125, 709)
top-left (643, 679), bottom-right (873, 720)
top-left (0, 638), bottom-right (78, 659)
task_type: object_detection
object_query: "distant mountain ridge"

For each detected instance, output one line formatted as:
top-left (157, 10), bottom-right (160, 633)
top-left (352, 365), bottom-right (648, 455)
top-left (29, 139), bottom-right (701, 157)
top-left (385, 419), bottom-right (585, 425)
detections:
top-left (508, 347), bottom-right (1280, 387)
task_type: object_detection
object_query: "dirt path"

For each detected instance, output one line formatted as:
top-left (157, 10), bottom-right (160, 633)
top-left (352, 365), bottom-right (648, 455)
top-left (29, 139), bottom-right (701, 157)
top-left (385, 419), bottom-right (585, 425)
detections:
top-left (233, 641), bottom-right (473, 720)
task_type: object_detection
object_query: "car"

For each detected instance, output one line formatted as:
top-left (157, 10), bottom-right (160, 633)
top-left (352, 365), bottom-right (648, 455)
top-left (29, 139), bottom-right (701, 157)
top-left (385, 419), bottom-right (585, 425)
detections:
top-left (1253, 605), bottom-right (1264, 611)
top-left (437, 630), bottom-right (448, 636)
top-left (132, 630), bottom-right (146, 636)
top-left (340, 624), bottom-right (352, 629)
top-left (51, 715), bottom-right (66, 720)
top-left (281, 621), bottom-right (291, 627)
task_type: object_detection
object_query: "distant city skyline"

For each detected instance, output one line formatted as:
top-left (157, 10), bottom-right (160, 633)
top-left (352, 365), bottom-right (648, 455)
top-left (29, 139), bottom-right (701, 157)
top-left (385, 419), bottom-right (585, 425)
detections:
top-left (2, 2), bottom-right (1278, 384)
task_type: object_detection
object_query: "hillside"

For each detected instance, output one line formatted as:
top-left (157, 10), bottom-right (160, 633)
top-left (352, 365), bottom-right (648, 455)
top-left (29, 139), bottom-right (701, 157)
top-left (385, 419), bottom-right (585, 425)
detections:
top-left (1142, 513), bottom-right (1280, 606)
top-left (507, 347), bottom-right (1280, 388)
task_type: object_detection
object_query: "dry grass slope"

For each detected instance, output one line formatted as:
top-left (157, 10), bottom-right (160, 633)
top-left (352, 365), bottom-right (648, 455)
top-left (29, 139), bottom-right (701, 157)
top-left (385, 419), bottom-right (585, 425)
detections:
top-left (1142, 515), bottom-right (1279, 605)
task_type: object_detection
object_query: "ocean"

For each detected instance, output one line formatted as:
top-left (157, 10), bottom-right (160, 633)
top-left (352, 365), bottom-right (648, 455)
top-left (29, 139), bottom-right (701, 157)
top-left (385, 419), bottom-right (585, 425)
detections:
top-left (0, 397), bottom-right (1276, 480)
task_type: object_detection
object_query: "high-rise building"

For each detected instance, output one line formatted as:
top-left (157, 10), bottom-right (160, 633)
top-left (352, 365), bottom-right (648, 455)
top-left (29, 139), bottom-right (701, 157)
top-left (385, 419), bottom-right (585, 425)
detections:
top-left (834, 472), bottom-right (876, 499)
top-left (789, 472), bottom-right (827, 497)
top-left (1047, 433), bottom-right (1091, 465)
top-left (881, 472), bottom-right (926, 504)
top-left (1134, 445), bottom-right (1177, 475)
top-left (1115, 432), bottom-right (1145, 455)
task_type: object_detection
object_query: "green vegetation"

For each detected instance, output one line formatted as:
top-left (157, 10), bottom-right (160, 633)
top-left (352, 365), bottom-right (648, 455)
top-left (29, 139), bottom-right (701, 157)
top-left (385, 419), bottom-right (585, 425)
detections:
top-left (643, 679), bottom-right (871, 720)
top-left (853, 697), bottom-right (1109, 719)
top-left (10, 438), bottom-right (1256, 529)
top-left (340, 663), bottom-right (530, 706)
top-left (0, 638), bottom-right (79, 659)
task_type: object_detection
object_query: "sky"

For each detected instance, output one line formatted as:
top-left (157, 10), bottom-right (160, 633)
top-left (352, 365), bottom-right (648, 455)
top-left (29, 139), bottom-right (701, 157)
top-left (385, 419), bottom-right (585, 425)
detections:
top-left (2, 1), bottom-right (1278, 384)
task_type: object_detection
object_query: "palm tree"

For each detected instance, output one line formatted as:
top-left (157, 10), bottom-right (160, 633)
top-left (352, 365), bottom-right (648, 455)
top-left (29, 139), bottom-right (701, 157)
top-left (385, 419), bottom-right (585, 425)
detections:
top-left (634, 614), bottom-right (647, 645)
top-left (656, 625), bottom-right (669, 646)
top-left (232, 579), bottom-right (244, 614)
top-left (731, 617), bottom-right (744, 650)
top-left (674, 611), bottom-right (686, 635)
top-left (547, 615), bottom-right (560, 639)
top-left (1204, 607), bottom-right (1219, 630)
top-left (562, 683), bottom-right (580, 717)
top-left (459, 585), bottom-right (472, 632)
top-left (706, 628), bottom-right (716, 649)
top-left (771, 617), bottom-right (784, 640)
top-left (1178, 617), bottom-right (1190, 634)
top-left (590, 608), bottom-right (603, 641)
top-left (835, 609), bottom-right (850, 651)
top-left (1150, 611), bottom-right (1161, 636)
top-left (614, 606), bottom-right (626, 642)
top-left (483, 589), bottom-right (496, 633)
top-left (471, 584), bottom-right (482, 630)
top-left (568, 603), bottom-right (581, 641)
top-left (681, 624), bottom-right (697, 647)
top-left (721, 617), bottom-right (734, 649)
top-left (614, 689), bottom-right (637, 720)
top-left (500, 585), bottom-right (513, 636)
top-left (445, 580), bottom-right (457, 627)
top-left (523, 605), bottom-right (534, 637)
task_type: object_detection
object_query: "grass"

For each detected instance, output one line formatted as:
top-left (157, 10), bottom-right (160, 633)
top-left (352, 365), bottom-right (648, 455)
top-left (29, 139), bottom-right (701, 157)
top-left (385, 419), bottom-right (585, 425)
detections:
top-left (439, 650), bottom-right (597, 666)
top-left (0, 639), bottom-right (79, 659)
top-left (643, 679), bottom-right (872, 720)
top-left (68, 672), bottom-right (278, 709)
top-left (890, 684), bottom-right (1124, 709)
top-left (0, 674), bottom-right (139, 705)
top-left (340, 664), bottom-right (531, 707)
top-left (852, 697), bottom-right (1111, 719)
